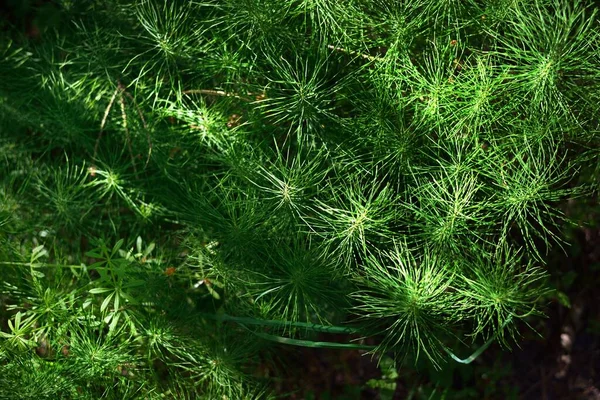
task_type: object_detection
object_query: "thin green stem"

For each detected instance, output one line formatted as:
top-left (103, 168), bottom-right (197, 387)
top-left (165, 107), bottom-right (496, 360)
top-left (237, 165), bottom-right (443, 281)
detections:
top-left (207, 313), bottom-right (511, 361)
top-left (240, 324), bottom-right (376, 350)
top-left (202, 312), bottom-right (361, 334)
top-left (0, 261), bottom-right (86, 269)
top-left (444, 317), bottom-right (513, 364)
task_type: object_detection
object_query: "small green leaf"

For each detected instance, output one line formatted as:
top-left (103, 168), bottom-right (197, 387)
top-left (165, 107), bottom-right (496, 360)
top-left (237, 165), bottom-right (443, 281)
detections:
top-left (0, 331), bottom-right (13, 339)
top-left (31, 245), bottom-right (48, 263)
top-left (32, 244), bottom-right (45, 256)
top-left (89, 287), bottom-right (112, 294)
top-left (143, 242), bottom-right (155, 257)
top-left (114, 292), bottom-right (120, 310)
top-left (206, 284), bottom-right (221, 300)
top-left (211, 279), bottom-right (224, 289)
top-left (112, 239), bottom-right (125, 256)
top-left (31, 270), bottom-right (45, 279)
top-left (109, 312), bottom-right (121, 332)
top-left (85, 250), bottom-right (102, 258)
top-left (379, 356), bottom-right (398, 380)
top-left (101, 292), bottom-right (114, 312)
top-left (82, 298), bottom-right (92, 309)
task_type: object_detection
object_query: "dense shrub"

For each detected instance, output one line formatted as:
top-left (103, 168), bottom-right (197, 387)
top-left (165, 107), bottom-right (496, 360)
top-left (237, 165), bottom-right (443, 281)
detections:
top-left (1, 0), bottom-right (599, 398)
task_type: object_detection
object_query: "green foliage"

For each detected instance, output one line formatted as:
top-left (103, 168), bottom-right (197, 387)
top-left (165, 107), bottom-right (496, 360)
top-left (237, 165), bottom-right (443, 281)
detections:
top-left (1, 0), bottom-right (599, 397)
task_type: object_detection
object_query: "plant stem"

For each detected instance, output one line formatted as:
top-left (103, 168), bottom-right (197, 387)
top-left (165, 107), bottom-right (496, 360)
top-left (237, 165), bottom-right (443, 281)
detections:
top-left (0, 261), bottom-right (85, 269)
top-left (444, 317), bottom-right (513, 364)
top-left (246, 328), bottom-right (376, 350)
top-left (202, 312), bottom-right (361, 334)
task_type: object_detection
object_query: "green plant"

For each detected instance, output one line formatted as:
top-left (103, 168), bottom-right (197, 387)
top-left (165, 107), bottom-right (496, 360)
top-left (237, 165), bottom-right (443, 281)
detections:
top-left (1, 0), bottom-right (599, 398)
